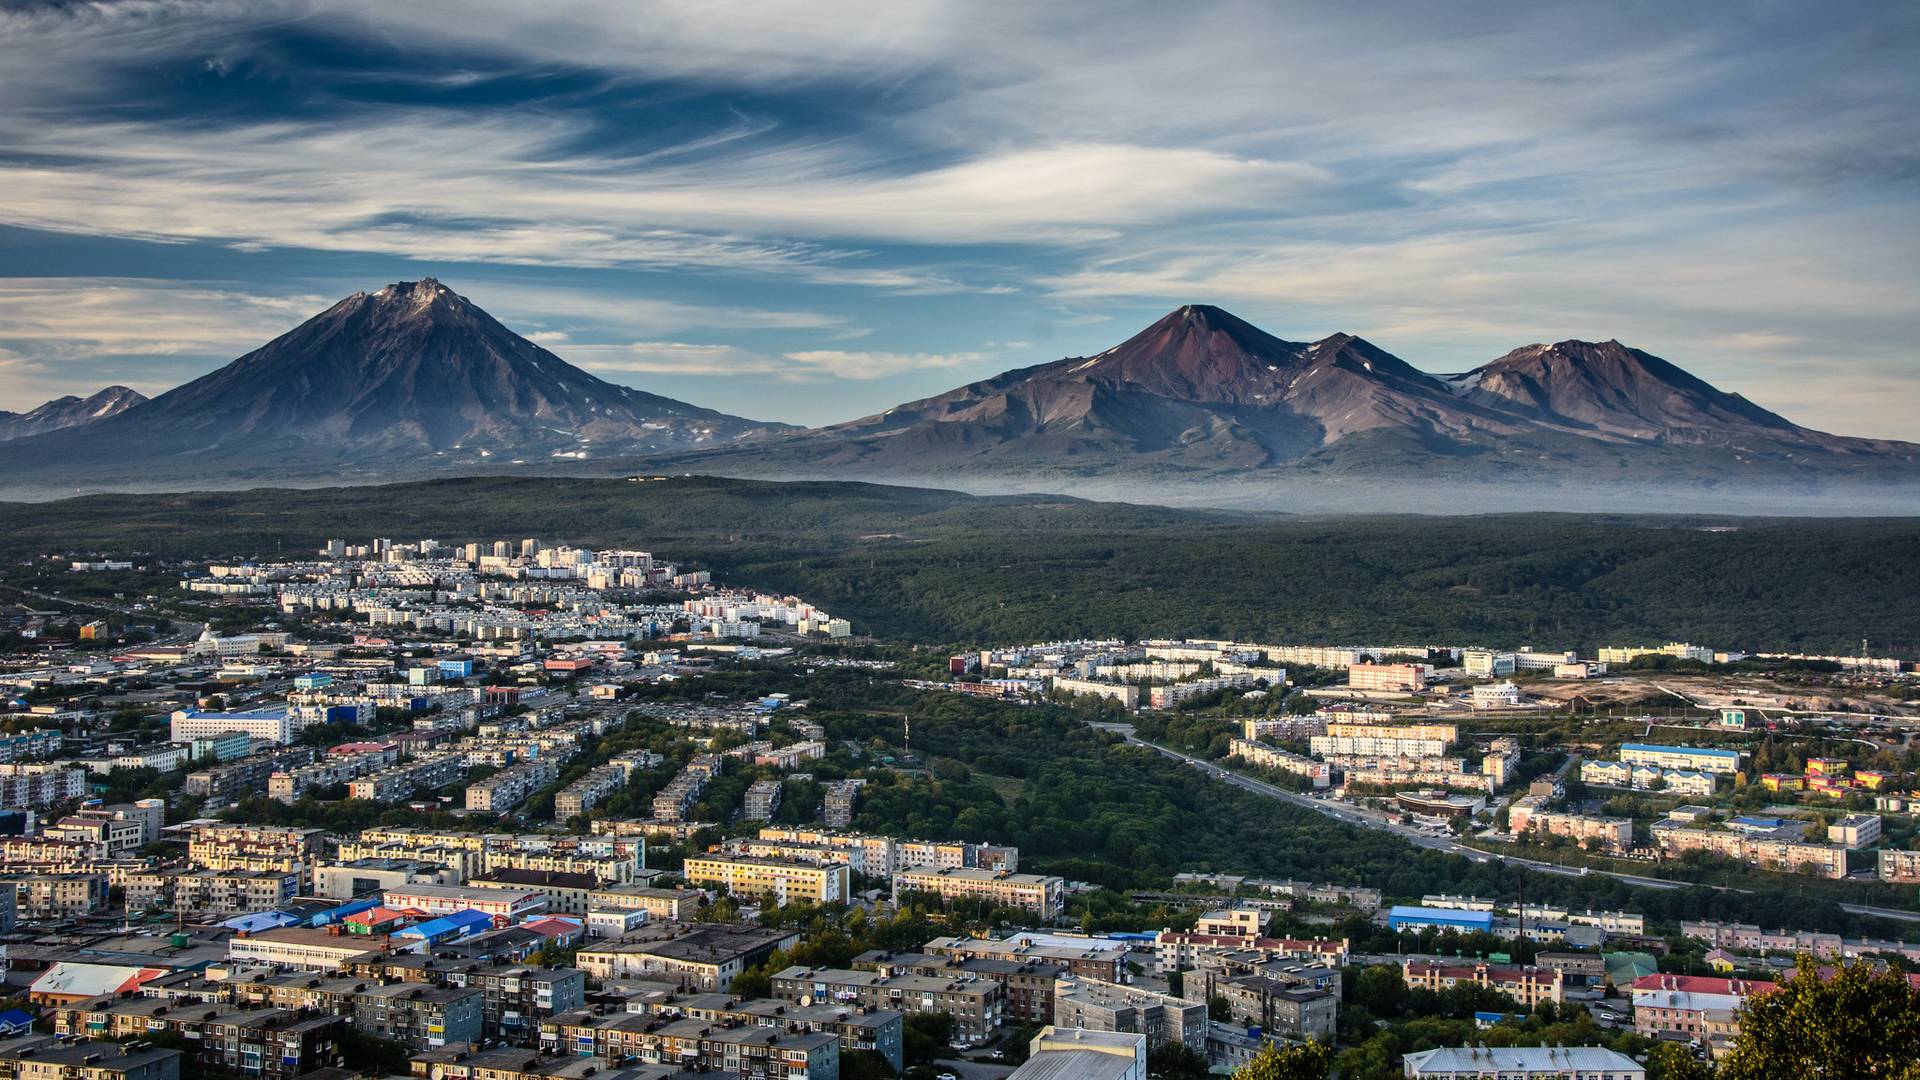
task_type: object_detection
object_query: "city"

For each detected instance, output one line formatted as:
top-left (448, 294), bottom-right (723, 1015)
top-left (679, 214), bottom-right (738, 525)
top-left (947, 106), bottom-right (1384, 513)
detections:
top-left (3, 2), bottom-right (1918, 1077)
top-left (0, 532), bottom-right (1915, 1080)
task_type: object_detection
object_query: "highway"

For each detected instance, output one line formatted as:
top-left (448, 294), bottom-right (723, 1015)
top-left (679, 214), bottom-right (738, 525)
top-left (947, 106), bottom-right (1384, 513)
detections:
top-left (1094, 720), bottom-right (1697, 893)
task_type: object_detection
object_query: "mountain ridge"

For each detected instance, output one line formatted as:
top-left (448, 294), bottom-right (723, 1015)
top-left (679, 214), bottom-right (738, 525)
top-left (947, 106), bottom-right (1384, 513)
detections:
top-left (0, 385), bottom-right (146, 441)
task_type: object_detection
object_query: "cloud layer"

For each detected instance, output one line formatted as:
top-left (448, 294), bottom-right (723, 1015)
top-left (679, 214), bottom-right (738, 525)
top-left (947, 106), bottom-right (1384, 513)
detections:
top-left (0, 0), bottom-right (1915, 434)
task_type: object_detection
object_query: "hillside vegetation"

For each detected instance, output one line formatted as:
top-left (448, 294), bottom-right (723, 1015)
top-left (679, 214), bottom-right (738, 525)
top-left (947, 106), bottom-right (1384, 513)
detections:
top-left (4, 475), bottom-right (1916, 655)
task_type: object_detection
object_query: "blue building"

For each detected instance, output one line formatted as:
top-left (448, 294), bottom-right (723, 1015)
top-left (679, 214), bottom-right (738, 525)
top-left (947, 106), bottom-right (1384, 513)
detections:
top-left (438, 659), bottom-right (475, 678)
top-left (1387, 905), bottom-right (1495, 933)
top-left (393, 909), bottom-right (493, 946)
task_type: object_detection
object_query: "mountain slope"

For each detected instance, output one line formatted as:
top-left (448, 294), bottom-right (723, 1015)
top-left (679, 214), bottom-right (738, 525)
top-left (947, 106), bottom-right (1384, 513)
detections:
top-left (1450, 339), bottom-right (1803, 442)
top-left (789, 305), bottom-right (1529, 471)
top-left (0, 279), bottom-right (790, 490)
top-left (0, 386), bottom-right (145, 441)
top-left (635, 305), bottom-right (1919, 494)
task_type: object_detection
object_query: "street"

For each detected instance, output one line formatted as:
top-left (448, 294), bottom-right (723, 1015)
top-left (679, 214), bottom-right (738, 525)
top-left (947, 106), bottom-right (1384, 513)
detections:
top-left (1097, 721), bottom-right (1714, 895)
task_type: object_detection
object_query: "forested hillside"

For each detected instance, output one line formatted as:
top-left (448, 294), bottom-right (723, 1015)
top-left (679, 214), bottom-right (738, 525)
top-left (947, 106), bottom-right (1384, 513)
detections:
top-left (4, 476), bottom-right (1915, 654)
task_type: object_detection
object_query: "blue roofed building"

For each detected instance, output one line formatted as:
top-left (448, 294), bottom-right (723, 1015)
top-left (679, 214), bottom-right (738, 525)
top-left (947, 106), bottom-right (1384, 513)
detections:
top-left (1618, 743), bottom-right (1745, 775)
top-left (1387, 906), bottom-right (1495, 933)
top-left (392, 909), bottom-right (493, 948)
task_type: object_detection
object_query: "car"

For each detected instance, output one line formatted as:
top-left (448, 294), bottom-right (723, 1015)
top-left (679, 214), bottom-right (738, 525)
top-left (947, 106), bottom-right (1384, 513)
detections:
top-left (938, 1072), bottom-right (961, 1080)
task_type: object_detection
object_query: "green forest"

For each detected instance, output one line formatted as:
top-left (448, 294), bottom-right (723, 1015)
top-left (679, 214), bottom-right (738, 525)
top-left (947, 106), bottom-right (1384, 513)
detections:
top-left (664, 668), bottom-right (1920, 938)
top-left (5, 475), bottom-right (1917, 655)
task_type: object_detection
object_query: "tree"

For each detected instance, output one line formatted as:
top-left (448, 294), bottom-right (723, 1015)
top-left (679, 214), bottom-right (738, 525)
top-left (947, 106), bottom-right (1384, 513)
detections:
top-left (1232, 1040), bottom-right (1331, 1080)
top-left (1146, 1042), bottom-right (1210, 1080)
top-left (1645, 1044), bottom-right (1713, 1080)
top-left (1715, 955), bottom-right (1920, 1079)
top-left (1208, 995), bottom-right (1233, 1022)
top-left (1351, 964), bottom-right (1408, 1017)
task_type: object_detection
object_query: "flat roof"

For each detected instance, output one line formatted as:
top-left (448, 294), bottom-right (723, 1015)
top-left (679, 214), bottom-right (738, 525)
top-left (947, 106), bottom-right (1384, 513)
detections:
top-left (1388, 906), bottom-right (1495, 926)
top-left (1621, 743), bottom-right (1742, 759)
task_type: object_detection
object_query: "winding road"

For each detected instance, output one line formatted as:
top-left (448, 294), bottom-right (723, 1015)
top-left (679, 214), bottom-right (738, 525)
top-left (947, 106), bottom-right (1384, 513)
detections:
top-left (1096, 720), bottom-right (1920, 923)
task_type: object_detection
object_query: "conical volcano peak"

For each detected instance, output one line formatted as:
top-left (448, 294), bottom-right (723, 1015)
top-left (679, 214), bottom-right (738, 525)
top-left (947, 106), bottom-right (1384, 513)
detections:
top-left (369, 277), bottom-right (461, 313)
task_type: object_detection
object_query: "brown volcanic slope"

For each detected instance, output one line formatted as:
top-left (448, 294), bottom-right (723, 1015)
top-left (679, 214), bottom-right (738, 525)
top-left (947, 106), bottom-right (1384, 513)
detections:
top-left (0, 278), bottom-right (790, 484)
top-left (641, 304), bottom-right (1919, 485)
top-left (0, 385), bottom-right (145, 441)
top-left (803, 304), bottom-right (1529, 469)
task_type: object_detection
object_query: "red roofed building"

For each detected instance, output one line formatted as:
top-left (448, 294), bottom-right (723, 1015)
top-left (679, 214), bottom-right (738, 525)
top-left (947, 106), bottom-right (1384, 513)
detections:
top-left (1631, 973), bottom-right (1776, 1043)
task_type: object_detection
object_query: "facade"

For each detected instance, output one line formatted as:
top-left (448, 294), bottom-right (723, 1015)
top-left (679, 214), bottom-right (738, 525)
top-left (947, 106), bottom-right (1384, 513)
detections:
top-left (540, 1012), bottom-right (839, 1080)
top-left (1617, 743), bottom-right (1744, 775)
top-left (742, 779), bottom-right (783, 821)
top-left (1402, 961), bottom-right (1564, 1008)
top-left (1346, 664), bottom-right (1427, 692)
top-left (1879, 848), bottom-right (1920, 884)
top-left (684, 855), bottom-right (850, 905)
top-left (187, 824), bottom-right (325, 884)
top-left (314, 858), bottom-right (460, 900)
top-left (892, 866), bottom-right (1065, 917)
top-left (575, 924), bottom-right (802, 990)
top-left (1630, 974), bottom-right (1775, 1044)
top-left (381, 884), bottom-right (549, 921)
top-left (227, 928), bottom-right (383, 971)
top-left (1214, 976), bottom-right (1337, 1041)
top-left (1228, 739), bottom-right (1330, 787)
top-left (1507, 805), bottom-right (1632, 853)
top-left (586, 884), bottom-right (704, 922)
top-left (0, 1040), bottom-right (181, 1080)
top-left (771, 965), bottom-right (1003, 1043)
top-left (0, 763), bottom-right (88, 809)
top-left (170, 709), bottom-right (295, 744)
top-left (1051, 977), bottom-right (1205, 1049)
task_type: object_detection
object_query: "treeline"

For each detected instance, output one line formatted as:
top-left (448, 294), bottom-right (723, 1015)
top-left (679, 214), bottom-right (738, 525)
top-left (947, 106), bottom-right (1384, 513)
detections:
top-left (5, 476), bottom-right (1917, 655)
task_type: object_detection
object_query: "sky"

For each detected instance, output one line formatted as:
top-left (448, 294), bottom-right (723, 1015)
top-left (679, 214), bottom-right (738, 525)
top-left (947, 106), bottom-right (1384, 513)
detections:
top-left (0, 1), bottom-right (1916, 435)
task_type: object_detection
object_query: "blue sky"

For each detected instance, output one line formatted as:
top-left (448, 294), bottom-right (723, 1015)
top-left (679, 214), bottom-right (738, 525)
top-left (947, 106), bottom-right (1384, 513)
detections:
top-left (1, 1), bottom-right (1916, 435)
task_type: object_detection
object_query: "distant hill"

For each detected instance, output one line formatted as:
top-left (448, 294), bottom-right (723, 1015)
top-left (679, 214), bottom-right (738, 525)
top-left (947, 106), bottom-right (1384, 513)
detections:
top-left (0, 386), bottom-right (144, 441)
top-left (3, 296), bottom-right (1914, 509)
top-left (634, 304), bottom-right (1920, 505)
top-left (0, 279), bottom-right (790, 493)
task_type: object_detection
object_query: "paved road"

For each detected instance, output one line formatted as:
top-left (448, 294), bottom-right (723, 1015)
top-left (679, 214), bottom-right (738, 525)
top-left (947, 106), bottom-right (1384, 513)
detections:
top-left (1097, 721), bottom-right (1700, 893)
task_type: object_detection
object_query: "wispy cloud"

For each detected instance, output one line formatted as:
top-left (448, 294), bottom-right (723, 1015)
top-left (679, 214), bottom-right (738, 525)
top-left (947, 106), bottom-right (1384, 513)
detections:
top-left (566, 341), bottom-right (990, 383)
top-left (0, 0), bottom-right (1915, 435)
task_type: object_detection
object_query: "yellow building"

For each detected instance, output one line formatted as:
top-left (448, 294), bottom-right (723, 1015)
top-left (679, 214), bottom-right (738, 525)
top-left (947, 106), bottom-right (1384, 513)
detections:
top-left (682, 855), bottom-right (849, 905)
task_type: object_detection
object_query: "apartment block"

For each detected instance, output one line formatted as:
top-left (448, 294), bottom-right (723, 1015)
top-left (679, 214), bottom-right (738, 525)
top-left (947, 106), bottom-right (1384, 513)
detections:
top-left (586, 884), bottom-right (704, 922)
top-left (0, 763), bottom-right (88, 808)
top-left (854, 950), bottom-right (1068, 1024)
top-left (539, 1012), bottom-right (840, 1080)
top-left (771, 965), bottom-right (1003, 1042)
top-left (1228, 738), bottom-right (1330, 787)
top-left (349, 754), bottom-right (467, 802)
top-left (467, 758), bottom-right (559, 812)
top-left (742, 779), bottom-right (783, 821)
top-left (1345, 664), bottom-right (1427, 692)
top-left (575, 923), bottom-right (801, 990)
top-left (1879, 848), bottom-right (1920, 884)
top-left (1051, 977), bottom-right (1205, 1048)
top-left (683, 855), bottom-right (850, 905)
top-left (1507, 803), bottom-right (1632, 853)
top-left (893, 867), bottom-right (1064, 918)
top-left (1214, 976), bottom-right (1338, 1041)
top-left (1402, 961), bottom-right (1564, 1008)
top-left (1618, 743), bottom-right (1744, 775)
top-left (187, 824), bottom-right (325, 883)
top-left (0, 1040), bottom-right (181, 1080)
